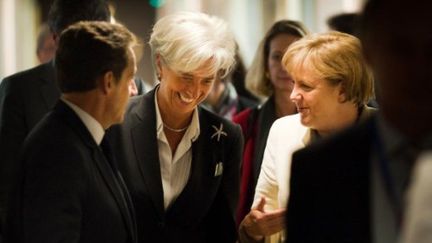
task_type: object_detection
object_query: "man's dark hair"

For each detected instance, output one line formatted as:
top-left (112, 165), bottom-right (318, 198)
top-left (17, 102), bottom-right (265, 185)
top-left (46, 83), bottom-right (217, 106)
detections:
top-left (56, 21), bottom-right (136, 92)
top-left (357, 0), bottom-right (383, 42)
top-left (327, 13), bottom-right (360, 36)
top-left (48, 0), bottom-right (110, 35)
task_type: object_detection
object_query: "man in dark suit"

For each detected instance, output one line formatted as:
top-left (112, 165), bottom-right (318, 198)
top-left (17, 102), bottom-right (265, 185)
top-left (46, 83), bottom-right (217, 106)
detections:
top-left (285, 1), bottom-right (432, 243)
top-left (5, 21), bottom-right (138, 243)
top-left (0, 0), bottom-right (110, 228)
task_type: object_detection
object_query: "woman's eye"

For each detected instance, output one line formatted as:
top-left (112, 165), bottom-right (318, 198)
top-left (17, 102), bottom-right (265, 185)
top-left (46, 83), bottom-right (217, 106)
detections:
top-left (182, 76), bottom-right (193, 82)
top-left (300, 84), bottom-right (312, 91)
top-left (203, 79), bottom-right (213, 85)
top-left (271, 54), bottom-right (282, 61)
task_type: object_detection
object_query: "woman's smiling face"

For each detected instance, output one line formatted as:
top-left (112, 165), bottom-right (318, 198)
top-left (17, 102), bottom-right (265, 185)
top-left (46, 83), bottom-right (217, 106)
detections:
top-left (157, 58), bottom-right (216, 117)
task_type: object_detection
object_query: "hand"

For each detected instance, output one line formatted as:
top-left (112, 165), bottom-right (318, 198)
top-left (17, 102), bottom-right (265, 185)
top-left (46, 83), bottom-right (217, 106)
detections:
top-left (243, 197), bottom-right (286, 240)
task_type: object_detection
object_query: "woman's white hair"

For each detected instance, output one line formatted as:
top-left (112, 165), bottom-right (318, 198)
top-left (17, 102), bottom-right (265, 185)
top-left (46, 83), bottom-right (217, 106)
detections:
top-left (149, 11), bottom-right (236, 78)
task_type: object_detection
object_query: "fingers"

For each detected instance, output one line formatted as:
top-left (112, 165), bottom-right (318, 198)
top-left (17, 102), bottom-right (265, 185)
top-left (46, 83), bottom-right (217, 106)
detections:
top-left (248, 208), bottom-right (286, 236)
top-left (253, 197), bottom-right (266, 212)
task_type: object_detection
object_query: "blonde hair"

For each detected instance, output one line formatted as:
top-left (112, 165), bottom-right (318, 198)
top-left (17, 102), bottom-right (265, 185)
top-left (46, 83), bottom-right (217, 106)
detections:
top-left (282, 31), bottom-right (374, 106)
top-left (149, 11), bottom-right (236, 78)
top-left (246, 20), bottom-right (309, 99)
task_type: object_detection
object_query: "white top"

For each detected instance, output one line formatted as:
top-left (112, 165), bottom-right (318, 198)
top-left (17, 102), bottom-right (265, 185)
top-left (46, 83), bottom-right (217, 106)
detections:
top-left (401, 151), bottom-right (432, 243)
top-left (61, 97), bottom-right (104, 145)
top-left (154, 93), bottom-right (200, 210)
top-left (253, 113), bottom-right (310, 243)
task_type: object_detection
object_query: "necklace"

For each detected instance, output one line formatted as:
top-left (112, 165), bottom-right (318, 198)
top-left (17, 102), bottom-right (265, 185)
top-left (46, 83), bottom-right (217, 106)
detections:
top-left (163, 122), bottom-right (188, 133)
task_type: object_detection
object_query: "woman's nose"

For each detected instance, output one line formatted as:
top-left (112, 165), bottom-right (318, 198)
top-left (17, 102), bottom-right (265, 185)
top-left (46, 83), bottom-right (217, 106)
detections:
top-left (290, 86), bottom-right (301, 101)
top-left (186, 83), bottom-right (200, 99)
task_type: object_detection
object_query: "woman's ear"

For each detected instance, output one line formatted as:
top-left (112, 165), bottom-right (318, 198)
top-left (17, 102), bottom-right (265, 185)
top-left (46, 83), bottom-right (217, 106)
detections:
top-left (155, 54), bottom-right (163, 80)
top-left (337, 83), bottom-right (348, 103)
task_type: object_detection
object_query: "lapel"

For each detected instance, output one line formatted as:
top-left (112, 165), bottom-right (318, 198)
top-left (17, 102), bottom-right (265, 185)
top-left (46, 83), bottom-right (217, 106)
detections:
top-left (165, 108), bottom-right (220, 225)
top-left (39, 61), bottom-right (60, 110)
top-left (252, 97), bottom-right (277, 182)
top-left (55, 101), bottom-right (136, 241)
top-left (130, 89), bottom-right (165, 218)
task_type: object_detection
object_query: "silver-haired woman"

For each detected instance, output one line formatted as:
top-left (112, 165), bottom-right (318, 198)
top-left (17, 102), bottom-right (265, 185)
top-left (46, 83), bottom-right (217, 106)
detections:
top-left (107, 12), bottom-right (243, 243)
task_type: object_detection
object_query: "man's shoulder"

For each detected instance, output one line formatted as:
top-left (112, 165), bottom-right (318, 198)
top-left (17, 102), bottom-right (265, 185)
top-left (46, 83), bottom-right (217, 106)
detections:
top-left (1, 63), bottom-right (53, 92)
top-left (2, 63), bottom-right (51, 83)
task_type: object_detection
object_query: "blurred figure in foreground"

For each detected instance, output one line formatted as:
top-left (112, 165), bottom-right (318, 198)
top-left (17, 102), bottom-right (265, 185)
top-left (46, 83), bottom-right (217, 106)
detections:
top-left (327, 12), bottom-right (359, 36)
top-left (286, 1), bottom-right (432, 242)
top-left (401, 152), bottom-right (432, 243)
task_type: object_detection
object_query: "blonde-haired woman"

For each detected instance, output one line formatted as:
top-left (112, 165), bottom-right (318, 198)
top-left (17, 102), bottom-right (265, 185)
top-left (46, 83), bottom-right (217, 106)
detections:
top-left (239, 31), bottom-right (375, 243)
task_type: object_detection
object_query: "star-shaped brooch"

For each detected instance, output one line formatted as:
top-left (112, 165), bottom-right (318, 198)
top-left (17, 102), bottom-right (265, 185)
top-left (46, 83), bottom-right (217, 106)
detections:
top-left (211, 123), bottom-right (228, 142)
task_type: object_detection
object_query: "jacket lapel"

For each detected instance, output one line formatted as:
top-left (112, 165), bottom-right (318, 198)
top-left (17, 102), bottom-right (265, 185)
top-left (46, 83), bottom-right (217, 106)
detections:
top-left (165, 109), bottom-right (220, 225)
top-left (130, 90), bottom-right (165, 218)
top-left (91, 147), bottom-right (136, 241)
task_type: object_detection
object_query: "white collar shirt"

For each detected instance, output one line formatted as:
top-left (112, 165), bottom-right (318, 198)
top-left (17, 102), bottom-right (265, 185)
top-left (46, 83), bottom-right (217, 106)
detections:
top-left (154, 91), bottom-right (200, 210)
top-left (61, 97), bottom-right (105, 145)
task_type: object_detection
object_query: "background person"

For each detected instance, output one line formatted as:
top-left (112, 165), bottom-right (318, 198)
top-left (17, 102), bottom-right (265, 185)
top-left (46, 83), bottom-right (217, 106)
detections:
top-left (239, 31), bottom-right (375, 243)
top-left (107, 12), bottom-right (243, 243)
top-left (36, 23), bottom-right (56, 64)
top-left (203, 49), bottom-right (258, 120)
top-left (233, 20), bottom-right (308, 226)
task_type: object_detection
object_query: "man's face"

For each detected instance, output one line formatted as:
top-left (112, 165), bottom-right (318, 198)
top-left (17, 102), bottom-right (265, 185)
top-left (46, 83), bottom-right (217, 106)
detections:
top-left (109, 47), bottom-right (137, 125)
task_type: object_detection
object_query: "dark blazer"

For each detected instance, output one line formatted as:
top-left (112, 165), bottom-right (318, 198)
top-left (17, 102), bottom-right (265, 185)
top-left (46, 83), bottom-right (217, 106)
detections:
top-left (0, 62), bottom-right (59, 221)
top-left (285, 116), bottom-right (375, 243)
top-left (5, 101), bottom-right (137, 243)
top-left (107, 88), bottom-right (244, 243)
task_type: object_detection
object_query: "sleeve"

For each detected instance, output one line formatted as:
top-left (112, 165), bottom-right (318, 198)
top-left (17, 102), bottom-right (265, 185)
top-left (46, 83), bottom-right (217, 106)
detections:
top-left (252, 123), bottom-right (280, 212)
top-left (0, 78), bottom-right (28, 215)
top-left (21, 142), bottom-right (88, 243)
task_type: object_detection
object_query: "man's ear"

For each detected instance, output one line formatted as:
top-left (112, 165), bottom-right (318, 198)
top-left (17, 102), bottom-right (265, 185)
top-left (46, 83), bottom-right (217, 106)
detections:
top-left (100, 71), bottom-right (115, 95)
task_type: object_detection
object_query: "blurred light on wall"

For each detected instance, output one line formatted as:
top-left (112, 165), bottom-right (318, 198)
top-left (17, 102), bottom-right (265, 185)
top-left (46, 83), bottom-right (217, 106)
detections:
top-left (150, 0), bottom-right (166, 8)
top-left (342, 0), bottom-right (363, 12)
top-left (1, 0), bottom-right (16, 77)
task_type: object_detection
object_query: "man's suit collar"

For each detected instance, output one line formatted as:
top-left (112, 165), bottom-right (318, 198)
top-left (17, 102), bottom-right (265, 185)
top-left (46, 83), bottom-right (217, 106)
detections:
top-left (54, 100), bottom-right (137, 242)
